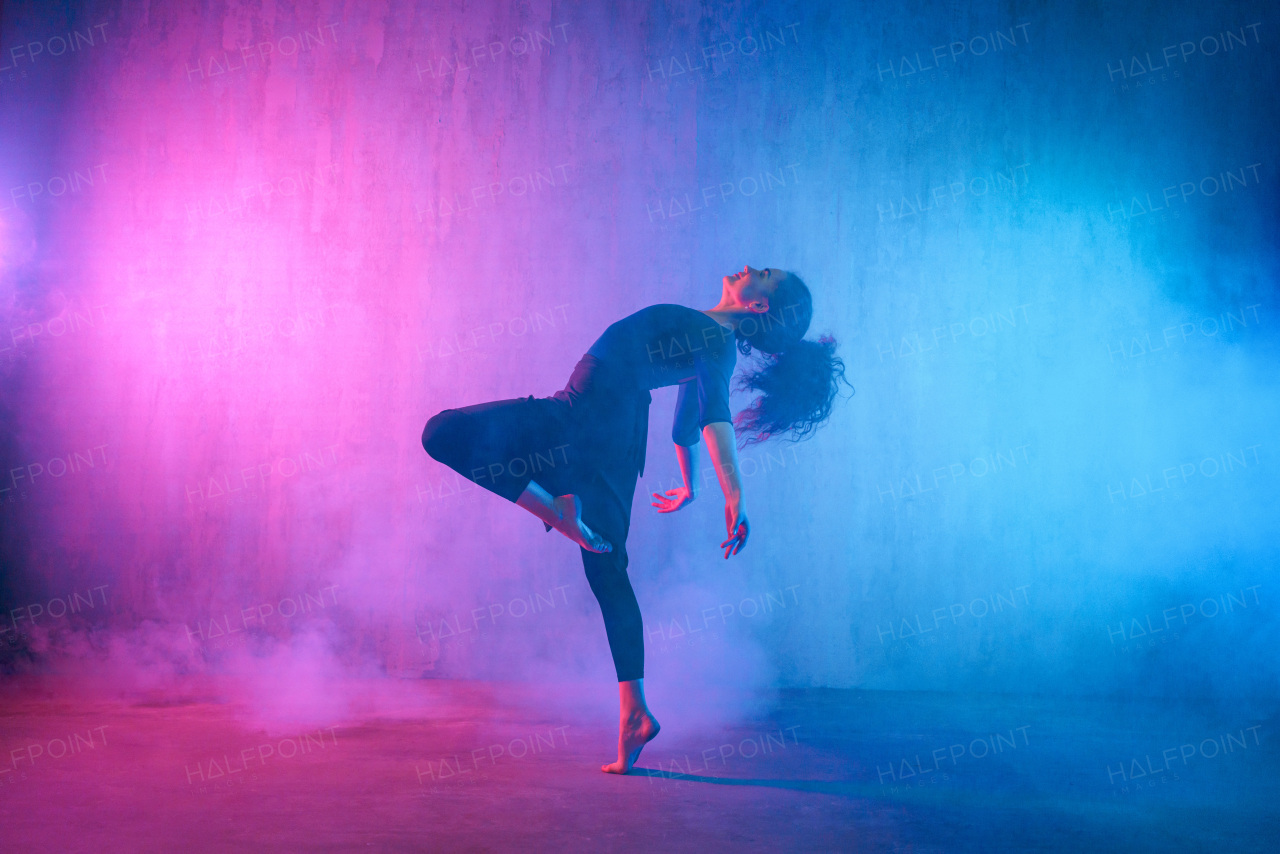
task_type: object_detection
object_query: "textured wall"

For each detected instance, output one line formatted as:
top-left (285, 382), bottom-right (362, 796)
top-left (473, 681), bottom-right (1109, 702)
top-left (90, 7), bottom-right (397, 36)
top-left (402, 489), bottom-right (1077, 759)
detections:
top-left (0, 0), bottom-right (1276, 701)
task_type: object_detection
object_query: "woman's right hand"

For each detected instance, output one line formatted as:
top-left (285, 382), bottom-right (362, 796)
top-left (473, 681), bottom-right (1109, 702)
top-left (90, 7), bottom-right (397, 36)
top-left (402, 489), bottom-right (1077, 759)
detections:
top-left (651, 486), bottom-right (696, 513)
top-left (721, 501), bottom-right (749, 559)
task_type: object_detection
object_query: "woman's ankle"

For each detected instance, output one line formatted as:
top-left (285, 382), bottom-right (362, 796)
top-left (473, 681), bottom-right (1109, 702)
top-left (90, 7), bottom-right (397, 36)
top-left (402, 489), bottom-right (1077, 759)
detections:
top-left (618, 678), bottom-right (646, 710)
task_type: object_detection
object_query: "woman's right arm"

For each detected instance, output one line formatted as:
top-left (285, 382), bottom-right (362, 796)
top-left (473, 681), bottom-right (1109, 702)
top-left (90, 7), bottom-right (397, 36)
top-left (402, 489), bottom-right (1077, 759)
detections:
top-left (651, 441), bottom-right (699, 512)
top-left (702, 421), bottom-right (749, 558)
top-left (654, 379), bottom-right (703, 513)
top-left (674, 441), bottom-right (700, 499)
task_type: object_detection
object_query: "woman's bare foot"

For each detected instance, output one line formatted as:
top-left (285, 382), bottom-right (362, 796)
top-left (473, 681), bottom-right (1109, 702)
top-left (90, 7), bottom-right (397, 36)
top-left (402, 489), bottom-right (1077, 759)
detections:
top-left (601, 710), bottom-right (660, 774)
top-left (549, 494), bottom-right (612, 554)
top-left (516, 483), bottom-right (611, 553)
top-left (601, 678), bottom-right (659, 774)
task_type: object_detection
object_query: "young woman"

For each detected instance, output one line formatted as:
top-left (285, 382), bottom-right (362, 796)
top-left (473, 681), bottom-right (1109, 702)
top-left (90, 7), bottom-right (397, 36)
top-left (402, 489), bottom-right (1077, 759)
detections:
top-left (422, 265), bottom-right (846, 773)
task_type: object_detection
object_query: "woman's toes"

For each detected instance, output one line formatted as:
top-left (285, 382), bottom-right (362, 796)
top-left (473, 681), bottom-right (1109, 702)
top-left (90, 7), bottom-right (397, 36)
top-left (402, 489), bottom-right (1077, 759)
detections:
top-left (580, 522), bottom-right (610, 553)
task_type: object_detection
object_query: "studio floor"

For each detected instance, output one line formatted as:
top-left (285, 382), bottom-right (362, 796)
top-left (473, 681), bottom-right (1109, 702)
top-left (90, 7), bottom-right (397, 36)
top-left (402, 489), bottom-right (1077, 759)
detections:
top-left (0, 676), bottom-right (1275, 852)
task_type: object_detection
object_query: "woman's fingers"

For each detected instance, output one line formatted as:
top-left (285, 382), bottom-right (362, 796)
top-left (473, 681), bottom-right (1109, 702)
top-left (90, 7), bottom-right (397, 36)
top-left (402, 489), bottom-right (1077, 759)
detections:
top-left (719, 523), bottom-right (748, 558)
top-left (652, 489), bottom-right (694, 513)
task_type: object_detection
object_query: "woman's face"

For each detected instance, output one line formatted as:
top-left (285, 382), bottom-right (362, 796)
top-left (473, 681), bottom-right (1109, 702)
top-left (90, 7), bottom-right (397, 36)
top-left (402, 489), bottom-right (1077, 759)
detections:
top-left (723, 265), bottom-right (784, 313)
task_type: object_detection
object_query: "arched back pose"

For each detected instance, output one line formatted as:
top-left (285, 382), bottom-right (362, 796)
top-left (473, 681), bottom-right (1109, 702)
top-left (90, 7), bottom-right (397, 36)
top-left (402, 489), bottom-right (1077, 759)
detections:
top-left (422, 265), bottom-right (846, 773)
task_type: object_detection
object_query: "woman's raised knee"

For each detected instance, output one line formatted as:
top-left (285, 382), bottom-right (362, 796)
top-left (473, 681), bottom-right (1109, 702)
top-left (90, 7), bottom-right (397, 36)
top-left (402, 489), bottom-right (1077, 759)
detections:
top-left (422, 409), bottom-right (464, 462)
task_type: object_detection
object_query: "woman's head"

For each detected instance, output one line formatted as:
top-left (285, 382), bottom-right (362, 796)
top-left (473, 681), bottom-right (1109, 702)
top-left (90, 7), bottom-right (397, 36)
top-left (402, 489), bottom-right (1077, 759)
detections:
top-left (726, 267), bottom-right (850, 446)
top-left (723, 265), bottom-right (812, 355)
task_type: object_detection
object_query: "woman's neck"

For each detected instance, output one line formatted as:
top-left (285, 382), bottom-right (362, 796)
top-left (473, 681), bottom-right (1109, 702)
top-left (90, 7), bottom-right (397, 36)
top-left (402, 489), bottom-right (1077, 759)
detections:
top-left (700, 306), bottom-right (741, 331)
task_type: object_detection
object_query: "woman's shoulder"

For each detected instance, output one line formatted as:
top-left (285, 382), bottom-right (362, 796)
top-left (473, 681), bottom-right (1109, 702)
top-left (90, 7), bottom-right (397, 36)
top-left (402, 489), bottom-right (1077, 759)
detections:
top-left (634, 303), bottom-right (703, 317)
top-left (611, 304), bottom-right (736, 359)
top-left (655, 305), bottom-right (737, 365)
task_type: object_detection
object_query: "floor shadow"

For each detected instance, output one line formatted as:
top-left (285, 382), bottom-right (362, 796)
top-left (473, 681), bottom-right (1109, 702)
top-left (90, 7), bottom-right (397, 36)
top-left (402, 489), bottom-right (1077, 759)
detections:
top-left (627, 767), bottom-right (868, 797)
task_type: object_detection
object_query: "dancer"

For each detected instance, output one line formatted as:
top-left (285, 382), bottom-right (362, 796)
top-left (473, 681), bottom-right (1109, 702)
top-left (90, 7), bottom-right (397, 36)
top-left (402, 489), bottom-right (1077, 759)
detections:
top-left (422, 265), bottom-right (846, 773)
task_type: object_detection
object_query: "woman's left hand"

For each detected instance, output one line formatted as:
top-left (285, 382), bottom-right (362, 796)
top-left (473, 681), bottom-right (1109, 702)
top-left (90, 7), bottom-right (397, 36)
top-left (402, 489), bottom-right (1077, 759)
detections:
top-left (721, 504), bottom-right (749, 559)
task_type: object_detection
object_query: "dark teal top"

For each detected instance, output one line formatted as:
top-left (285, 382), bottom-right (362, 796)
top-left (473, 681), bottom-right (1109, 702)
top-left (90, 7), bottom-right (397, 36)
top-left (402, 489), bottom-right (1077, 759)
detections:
top-left (586, 304), bottom-right (737, 445)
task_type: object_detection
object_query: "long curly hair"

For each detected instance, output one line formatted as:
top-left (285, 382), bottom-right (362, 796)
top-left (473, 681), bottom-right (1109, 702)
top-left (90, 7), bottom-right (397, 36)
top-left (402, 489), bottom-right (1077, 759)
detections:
top-left (733, 272), bottom-right (850, 446)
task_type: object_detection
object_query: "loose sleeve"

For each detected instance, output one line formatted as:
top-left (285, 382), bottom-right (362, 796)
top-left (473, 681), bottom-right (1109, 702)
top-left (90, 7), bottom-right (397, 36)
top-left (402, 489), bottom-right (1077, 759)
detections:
top-left (671, 352), bottom-right (733, 445)
top-left (672, 381), bottom-right (699, 445)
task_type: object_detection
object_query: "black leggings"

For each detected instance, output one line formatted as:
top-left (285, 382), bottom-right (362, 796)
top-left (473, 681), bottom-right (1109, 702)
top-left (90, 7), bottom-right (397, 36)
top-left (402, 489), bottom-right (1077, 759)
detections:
top-left (422, 396), bottom-right (644, 682)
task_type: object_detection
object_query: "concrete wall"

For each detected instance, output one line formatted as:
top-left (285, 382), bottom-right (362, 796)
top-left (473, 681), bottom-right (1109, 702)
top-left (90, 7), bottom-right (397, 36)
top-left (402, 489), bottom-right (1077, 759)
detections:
top-left (1, 0), bottom-right (1276, 700)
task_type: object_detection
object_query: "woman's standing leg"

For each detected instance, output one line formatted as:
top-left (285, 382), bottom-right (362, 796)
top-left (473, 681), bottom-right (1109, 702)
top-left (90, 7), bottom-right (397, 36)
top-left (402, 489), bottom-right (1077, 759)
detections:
top-left (576, 470), bottom-right (660, 774)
